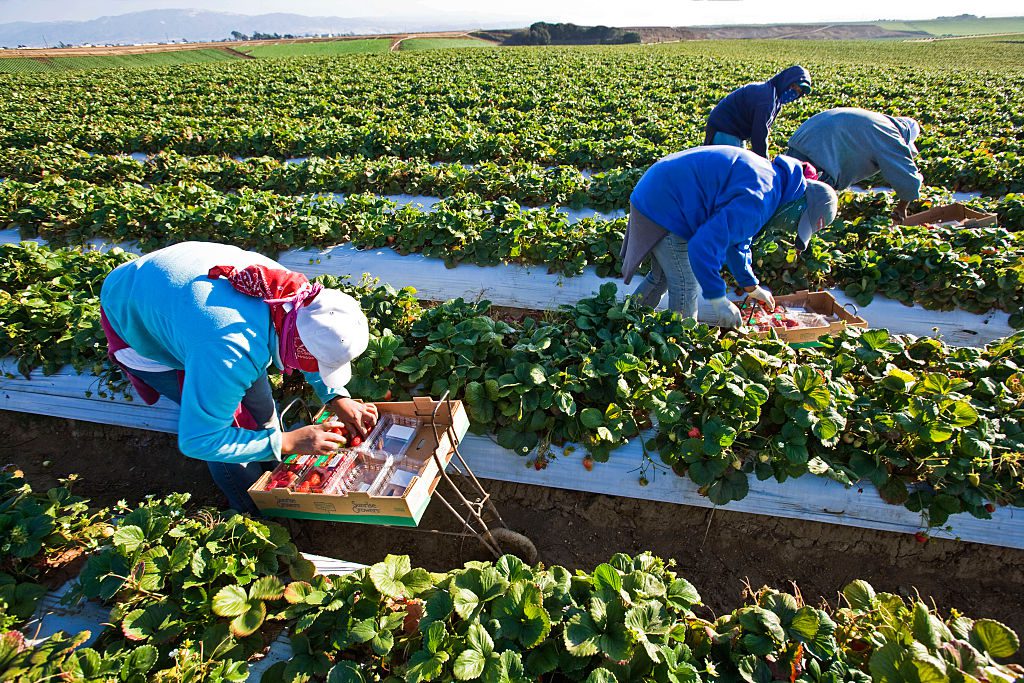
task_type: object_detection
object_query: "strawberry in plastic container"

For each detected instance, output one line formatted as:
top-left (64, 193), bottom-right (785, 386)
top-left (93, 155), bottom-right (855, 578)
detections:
top-left (294, 450), bottom-right (359, 494)
top-left (264, 454), bottom-right (314, 491)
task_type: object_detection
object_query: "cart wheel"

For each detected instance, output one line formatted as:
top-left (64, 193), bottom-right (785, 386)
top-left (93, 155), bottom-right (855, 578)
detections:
top-left (487, 528), bottom-right (538, 564)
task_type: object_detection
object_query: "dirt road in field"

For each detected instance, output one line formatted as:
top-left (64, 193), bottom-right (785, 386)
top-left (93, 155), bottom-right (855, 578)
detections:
top-left (5, 410), bottom-right (1022, 650)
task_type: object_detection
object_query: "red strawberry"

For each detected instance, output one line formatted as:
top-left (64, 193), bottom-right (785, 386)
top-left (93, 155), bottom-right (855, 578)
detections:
top-left (985, 503), bottom-right (996, 513)
top-left (383, 390), bottom-right (393, 401)
top-left (351, 437), bottom-right (362, 447)
top-left (687, 427), bottom-right (701, 439)
top-left (534, 461), bottom-right (543, 471)
top-left (582, 457), bottom-right (594, 471)
top-left (849, 639), bottom-right (869, 652)
top-left (914, 532), bottom-right (928, 544)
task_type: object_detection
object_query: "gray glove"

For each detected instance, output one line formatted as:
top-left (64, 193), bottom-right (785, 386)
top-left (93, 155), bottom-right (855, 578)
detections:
top-left (708, 297), bottom-right (742, 329)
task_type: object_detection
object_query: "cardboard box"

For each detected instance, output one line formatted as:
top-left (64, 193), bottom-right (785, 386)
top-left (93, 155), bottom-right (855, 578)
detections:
top-left (903, 203), bottom-right (997, 229)
top-left (746, 290), bottom-right (867, 347)
top-left (249, 397), bottom-right (470, 525)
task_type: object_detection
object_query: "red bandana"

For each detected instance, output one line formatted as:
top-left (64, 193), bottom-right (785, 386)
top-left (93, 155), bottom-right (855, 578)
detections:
top-left (208, 264), bottom-right (323, 373)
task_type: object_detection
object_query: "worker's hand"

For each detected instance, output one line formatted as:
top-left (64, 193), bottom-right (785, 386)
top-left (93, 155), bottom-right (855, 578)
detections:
top-left (893, 200), bottom-right (910, 223)
top-left (744, 285), bottom-right (775, 312)
top-left (329, 397), bottom-right (378, 438)
top-left (281, 423), bottom-right (346, 456)
top-left (708, 297), bottom-right (743, 330)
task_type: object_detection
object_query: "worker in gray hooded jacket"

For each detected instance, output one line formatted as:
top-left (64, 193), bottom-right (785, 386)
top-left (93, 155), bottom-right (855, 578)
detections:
top-left (786, 107), bottom-right (924, 221)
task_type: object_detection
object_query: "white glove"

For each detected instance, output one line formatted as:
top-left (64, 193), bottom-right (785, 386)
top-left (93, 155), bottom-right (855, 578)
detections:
top-left (708, 297), bottom-right (743, 329)
top-left (746, 285), bottom-right (775, 311)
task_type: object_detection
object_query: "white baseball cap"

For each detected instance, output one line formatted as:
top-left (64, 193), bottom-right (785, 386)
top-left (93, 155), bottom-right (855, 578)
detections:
top-left (795, 180), bottom-right (838, 253)
top-left (295, 289), bottom-right (369, 388)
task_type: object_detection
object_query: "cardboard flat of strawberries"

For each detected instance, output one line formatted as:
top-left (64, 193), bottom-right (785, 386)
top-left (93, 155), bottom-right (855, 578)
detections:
top-left (741, 290), bottom-right (868, 346)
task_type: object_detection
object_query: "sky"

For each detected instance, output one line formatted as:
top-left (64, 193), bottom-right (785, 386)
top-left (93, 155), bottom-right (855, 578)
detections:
top-left (0, 0), bottom-right (1020, 25)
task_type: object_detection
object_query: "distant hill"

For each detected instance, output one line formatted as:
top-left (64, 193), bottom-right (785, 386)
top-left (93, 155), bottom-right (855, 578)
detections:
top-left (0, 9), bottom-right (481, 48)
top-left (628, 24), bottom-right (928, 42)
top-left (874, 15), bottom-right (1024, 36)
top-left (3, 9), bottom-right (1020, 49)
top-left (629, 15), bottom-right (1023, 43)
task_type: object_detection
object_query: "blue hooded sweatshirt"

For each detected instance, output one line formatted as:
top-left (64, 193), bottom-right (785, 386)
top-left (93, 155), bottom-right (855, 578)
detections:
top-left (706, 65), bottom-right (811, 158)
top-left (629, 146), bottom-right (806, 299)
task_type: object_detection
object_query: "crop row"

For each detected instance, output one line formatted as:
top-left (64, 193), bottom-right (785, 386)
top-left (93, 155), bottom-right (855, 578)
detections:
top-left (2, 177), bottom-right (1023, 323)
top-left (1, 47), bottom-right (1023, 192)
top-left (4, 242), bottom-right (1023, 522)
top-left (3, 468), bottom-right (1022, 683)
top-left (4, 145), bottom-right (1024, 227)
top-left (0, 145), bottom-right (640, 212)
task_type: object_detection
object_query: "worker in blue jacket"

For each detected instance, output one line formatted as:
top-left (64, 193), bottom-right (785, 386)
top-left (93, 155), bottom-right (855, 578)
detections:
top-left (619, 146), bottom-right (838, 328)
top-left (704, 65), bottom-right (812, 158)
top-left (101, 241), bottom-right (378, 514)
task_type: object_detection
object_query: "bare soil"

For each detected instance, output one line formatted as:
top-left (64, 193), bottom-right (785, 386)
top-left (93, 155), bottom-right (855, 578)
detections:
top-left (4, 410), bottom-right (1023, 645)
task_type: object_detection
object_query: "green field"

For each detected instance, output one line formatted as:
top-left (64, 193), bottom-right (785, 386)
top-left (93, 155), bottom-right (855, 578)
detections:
top-left (0, 48), bottom-right (242, 73)
top-left (664, 37), bottom-right (1024, 71)
top-left (242, 38), bottom-right (392, 57)
top-left (399, 37), bottom-right (494, 50)
top-left (876, 15), bottom-right (1024, 36)
top-left (0, 57), bottom-right (51, 73)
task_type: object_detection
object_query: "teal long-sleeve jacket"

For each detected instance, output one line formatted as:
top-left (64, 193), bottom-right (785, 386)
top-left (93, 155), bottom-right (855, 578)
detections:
top-left (100, 241), bottom-right (347, 464)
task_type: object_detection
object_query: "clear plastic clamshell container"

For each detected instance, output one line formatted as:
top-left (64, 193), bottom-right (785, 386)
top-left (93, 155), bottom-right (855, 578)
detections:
top-left (293, 450), bottom-right (359, 494)
top-left (336, 450), bottom-right (395, 496)
top-left (361, 414), bottom-right (422, 460)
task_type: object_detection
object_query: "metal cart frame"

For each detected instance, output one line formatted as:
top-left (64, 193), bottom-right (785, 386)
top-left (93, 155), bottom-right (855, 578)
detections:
top-left (280, 391), bottom-right (536, 563)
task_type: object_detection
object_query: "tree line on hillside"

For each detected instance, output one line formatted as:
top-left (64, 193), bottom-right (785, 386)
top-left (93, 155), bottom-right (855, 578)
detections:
top-left (481, 22), bottom-right (642, 46)
top-left (229, 30), bottom-right (300, 41)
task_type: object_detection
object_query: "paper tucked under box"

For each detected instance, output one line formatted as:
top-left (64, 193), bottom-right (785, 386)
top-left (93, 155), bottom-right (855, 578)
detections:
top-left (902, 203), bottom-right (997, 229)
top-left (248, 397), bottom-right (470, 525)
top-left (746, 290), bottom-right (868, 347)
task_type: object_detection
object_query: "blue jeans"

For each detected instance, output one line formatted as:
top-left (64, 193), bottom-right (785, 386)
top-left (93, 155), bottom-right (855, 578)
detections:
top-left (712, 131), bottom-right (745, 148)
top-left (632, 234), bottom-right (700, 319)
top-left (131, 368), bottom-right (277, 516)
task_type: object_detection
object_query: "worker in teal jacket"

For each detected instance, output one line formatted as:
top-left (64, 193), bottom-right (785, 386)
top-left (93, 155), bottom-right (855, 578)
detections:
top-left (100, 241), bottom-right (378, 514)
top-left (704, 65), bottom-right (812, 158)
top-left (786, 107), bottom-right (924, 221)
top-left (619, 146), bottom-right (838, 328)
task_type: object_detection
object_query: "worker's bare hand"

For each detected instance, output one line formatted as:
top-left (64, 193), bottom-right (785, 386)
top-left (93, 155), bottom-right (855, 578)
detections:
top-left (329, 397), bottom-right (379, 438)
top-left (281, 423), bottom-right (345, 456)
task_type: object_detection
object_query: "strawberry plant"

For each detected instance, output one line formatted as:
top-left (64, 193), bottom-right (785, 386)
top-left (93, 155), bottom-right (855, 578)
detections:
top-left (0, 470), bottom-right (1021, 683)
top-left (2, 42), bottom-right (1023, 191)
top-left (68, 492), bottom-right (314, 680)
top-left (5, 176), bottom-right (1024, 321)
top-left (4, 244), bottom-right (1024, 523)
top-left (833, 580), bottom-right (1023, 683)
top-left (0, 469), bottom-right (110, 630)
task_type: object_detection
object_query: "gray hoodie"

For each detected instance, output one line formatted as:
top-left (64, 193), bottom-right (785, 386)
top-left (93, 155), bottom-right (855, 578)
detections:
top-left (786, 107), bottom-right (923, 201)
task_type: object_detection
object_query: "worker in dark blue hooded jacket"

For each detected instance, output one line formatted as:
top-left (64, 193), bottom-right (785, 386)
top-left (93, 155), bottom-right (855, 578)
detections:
top-left (619, 146), bottom-right (838, 329)
top-left (704, 65), bottom-right (812, 158)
